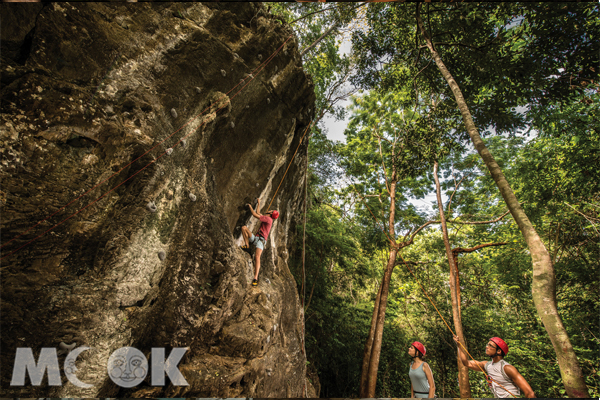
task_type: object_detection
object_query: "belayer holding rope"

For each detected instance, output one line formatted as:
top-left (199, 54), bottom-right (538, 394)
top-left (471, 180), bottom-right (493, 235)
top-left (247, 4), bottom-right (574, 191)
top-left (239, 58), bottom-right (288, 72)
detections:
top-left (453, 335), bottom-right (535, 398)
top-left (240, 198), bottom-right (279, 287)
top-left (408, 341), bottom-right (436, 398)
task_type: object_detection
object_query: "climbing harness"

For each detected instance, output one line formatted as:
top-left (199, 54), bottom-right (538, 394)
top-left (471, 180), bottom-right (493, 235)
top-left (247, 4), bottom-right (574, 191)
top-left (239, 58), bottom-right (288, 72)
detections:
top-left (485, 359), bottom-right (521, 398)
top-left (1, 34), bottom-right (294, 262)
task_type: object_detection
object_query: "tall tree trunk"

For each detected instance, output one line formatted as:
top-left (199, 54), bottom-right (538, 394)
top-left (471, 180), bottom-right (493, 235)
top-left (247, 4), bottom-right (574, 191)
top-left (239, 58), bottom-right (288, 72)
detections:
top-left (365, 247), bottom-right (399, 398)
top-left (364, 177), bottom-right (399, 398)
top-left (359, 276), bottom-right (384, 397)
top-left (417, 7), bottom-right (589, 397)
top-left (300, 22), bottom-right (339, 57)
top-left (433, 162), bottom-right (471, 397)
top-left (455, 259), bottom-right (462, 322)
top-left (301, 151), bottom-right (308, 398)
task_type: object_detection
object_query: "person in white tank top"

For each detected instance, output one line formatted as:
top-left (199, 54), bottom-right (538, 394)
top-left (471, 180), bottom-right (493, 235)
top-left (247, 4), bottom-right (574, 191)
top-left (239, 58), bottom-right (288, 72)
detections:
top-left (453, 335), bottom-right (536, 398)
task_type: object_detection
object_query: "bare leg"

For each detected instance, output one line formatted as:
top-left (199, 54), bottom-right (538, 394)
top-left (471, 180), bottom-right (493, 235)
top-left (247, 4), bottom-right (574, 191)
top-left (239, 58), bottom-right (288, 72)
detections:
top-left (241, 226), bottom-right (251, 247)
top-left (254, 248), bottom-right (262, 280)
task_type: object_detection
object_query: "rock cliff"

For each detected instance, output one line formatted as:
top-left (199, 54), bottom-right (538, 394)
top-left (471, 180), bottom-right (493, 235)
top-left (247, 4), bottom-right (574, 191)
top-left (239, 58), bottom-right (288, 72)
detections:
top-left (0, 2), bottom-right (316, 397)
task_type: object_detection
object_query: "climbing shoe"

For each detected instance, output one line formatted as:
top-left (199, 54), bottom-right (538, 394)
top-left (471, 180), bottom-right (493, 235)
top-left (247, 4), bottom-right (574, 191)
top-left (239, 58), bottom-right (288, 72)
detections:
top-left (241, 245), bottom-right (252, 255)
top-left (252, 278), bottom-right (258, 287)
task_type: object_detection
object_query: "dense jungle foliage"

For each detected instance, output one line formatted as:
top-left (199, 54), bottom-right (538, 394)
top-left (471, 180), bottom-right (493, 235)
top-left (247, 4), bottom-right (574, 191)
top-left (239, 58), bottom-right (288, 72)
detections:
top-left (274, 2), bottom-right (599, 398)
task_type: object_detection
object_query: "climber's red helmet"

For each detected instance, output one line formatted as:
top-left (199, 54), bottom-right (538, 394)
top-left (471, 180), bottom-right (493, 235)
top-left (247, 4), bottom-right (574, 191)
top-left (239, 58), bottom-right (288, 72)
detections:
top-left (411, 341), bottom-right (426, 356)
top-left (490, 337), bottom-right (509, 356)
top-left (270, 210), bottom-right (279, 219)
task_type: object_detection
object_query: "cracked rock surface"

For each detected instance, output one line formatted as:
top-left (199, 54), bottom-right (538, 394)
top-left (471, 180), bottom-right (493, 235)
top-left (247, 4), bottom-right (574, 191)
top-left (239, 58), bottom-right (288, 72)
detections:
top-left (1, 2), bottom-right (316, 397)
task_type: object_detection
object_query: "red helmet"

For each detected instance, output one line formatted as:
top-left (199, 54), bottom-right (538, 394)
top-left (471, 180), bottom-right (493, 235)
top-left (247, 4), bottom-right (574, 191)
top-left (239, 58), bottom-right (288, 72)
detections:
top-left (271, 210), bottom-right (279, 219)
top-left (490, 337), bottom-right (509, 355)
top-left (411, 341), bottom-right (426, 356)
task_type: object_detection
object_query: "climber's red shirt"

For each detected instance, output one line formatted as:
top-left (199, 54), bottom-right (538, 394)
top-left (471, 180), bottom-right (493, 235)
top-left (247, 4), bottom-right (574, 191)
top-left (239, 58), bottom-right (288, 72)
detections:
top-left (257, 215), bottom-right (273, 239)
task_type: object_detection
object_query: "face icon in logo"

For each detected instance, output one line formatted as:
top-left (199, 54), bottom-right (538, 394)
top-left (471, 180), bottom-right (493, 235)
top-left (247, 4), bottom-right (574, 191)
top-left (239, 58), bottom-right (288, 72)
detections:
top-left (130, 356), bottom-right (146, 379)
top-left (109, 355), bottom-right (127, 379)
top-left (107, 347), bottom-right (148, 387)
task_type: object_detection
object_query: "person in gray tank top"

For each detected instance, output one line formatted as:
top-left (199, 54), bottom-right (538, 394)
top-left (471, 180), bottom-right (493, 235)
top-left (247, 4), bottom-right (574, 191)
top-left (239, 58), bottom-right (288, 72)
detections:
top-left (453, 335), bottom-right (536, 398)
top-left (408, 341), bottom-right (436, 398)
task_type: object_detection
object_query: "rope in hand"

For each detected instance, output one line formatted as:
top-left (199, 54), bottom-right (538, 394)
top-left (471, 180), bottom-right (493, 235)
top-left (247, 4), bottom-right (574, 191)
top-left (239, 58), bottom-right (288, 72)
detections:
top-left (257, 87), bottom-right (519, 397)
top-left (1, 34), bottom-right (294, 262)
top-left (328, 154), bottom-right (517, 397)
top-left (315, 166), bottom-right (517, 397)
top-left (397, 252), bottom-right (517, 398)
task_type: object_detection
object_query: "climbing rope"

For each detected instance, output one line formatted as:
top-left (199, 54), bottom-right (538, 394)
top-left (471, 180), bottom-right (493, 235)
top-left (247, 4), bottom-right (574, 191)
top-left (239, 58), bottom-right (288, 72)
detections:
top-left (397, 252), bottom-right (518, 398)
top-left (1, 34), bottom-right (294, 262)
top-left (247, 117), bottom-right (312, 245)
top-left (340, 182), bottom-right (518, 397)
top-left (265, 118), bottom-right (315, 212)
top-left (258, 102), bottom-right (518, 396)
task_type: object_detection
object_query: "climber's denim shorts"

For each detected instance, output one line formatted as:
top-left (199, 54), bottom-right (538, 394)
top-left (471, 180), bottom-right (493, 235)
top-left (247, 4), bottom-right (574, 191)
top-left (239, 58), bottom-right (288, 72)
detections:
top-left (249, 234), bottom-right (266, 250)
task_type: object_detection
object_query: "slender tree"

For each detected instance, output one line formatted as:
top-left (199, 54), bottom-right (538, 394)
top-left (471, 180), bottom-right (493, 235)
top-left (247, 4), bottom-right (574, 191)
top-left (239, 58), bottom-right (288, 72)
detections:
top-left (342, 90), bottom-right (457, 397)
top-left (359, 275), bottom-right (383, 397)
top-left (433, 161), bottom-right (471, 397)
top-left (415, 6), bottom-right (589, 396)
top-left (351, 3), bottom-right (594, 395)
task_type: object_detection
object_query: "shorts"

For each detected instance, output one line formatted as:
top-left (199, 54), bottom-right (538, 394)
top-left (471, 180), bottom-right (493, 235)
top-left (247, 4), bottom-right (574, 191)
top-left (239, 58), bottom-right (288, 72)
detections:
top-left (249, 234), bottom-right (266, 250)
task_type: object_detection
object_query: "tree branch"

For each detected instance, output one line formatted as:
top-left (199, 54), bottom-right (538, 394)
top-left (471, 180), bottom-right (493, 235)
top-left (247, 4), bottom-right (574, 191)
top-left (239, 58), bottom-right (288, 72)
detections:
top-left (351, 186), bottom-right (395, 246)
top-left (433, 210), bottom-right (511, 225)
top-left (446, 172), bottom-right (471, 215)
top-left (394, 260), bottom-right (433, 267)
top-left (413, 58), bottom-right (434, 86)
top-left (397, 220), bottom-right (436, 248)
top-left (300, 22), bottom-right (339, 57)
top-left (377, 133), bottom-right (391, 195)
top-left (289, 5), bottom-right (337, 25)
top-left (565, 202), bottom-right (600, 235)
top-left (299, 2), bottom-right (366, 57)
top-left (452, 242), bottom-right (508, 255)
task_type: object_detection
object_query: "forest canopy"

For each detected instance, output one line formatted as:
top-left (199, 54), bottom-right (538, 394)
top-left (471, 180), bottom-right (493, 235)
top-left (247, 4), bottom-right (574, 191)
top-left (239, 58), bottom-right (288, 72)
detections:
top-left (273, 2), bottom-right (599, 398)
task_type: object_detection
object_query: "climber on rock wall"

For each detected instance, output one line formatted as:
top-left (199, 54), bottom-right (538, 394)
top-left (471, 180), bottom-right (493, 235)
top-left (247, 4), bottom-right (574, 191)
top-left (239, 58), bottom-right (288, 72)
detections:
top-left (241, 198), bottom-right (279, 287)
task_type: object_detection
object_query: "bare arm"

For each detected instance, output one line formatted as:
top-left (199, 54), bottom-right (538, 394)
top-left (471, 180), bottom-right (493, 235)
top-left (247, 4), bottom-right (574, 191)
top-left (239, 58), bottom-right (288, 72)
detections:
top-left (453, 335), bottom-right (487, 372)
top-left (247, 198), bottom-right (262, 219)
top-left (504, 364), bottom-right (536, 398)
top-left (423, 363), bottom-right (436, 398)
top-left (255, 198), bottom-right (261, 214)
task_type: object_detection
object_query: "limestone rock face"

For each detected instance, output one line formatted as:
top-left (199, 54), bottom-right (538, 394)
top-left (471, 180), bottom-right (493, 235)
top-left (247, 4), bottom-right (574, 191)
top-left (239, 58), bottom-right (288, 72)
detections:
top-left (0, 3), bottom-right (315, 397)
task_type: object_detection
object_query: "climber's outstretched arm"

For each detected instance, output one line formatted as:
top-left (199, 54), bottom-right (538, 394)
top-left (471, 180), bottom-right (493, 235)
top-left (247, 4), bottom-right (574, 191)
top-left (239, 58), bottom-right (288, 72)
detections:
top-left (247, 198), bottom-right (262, 219)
